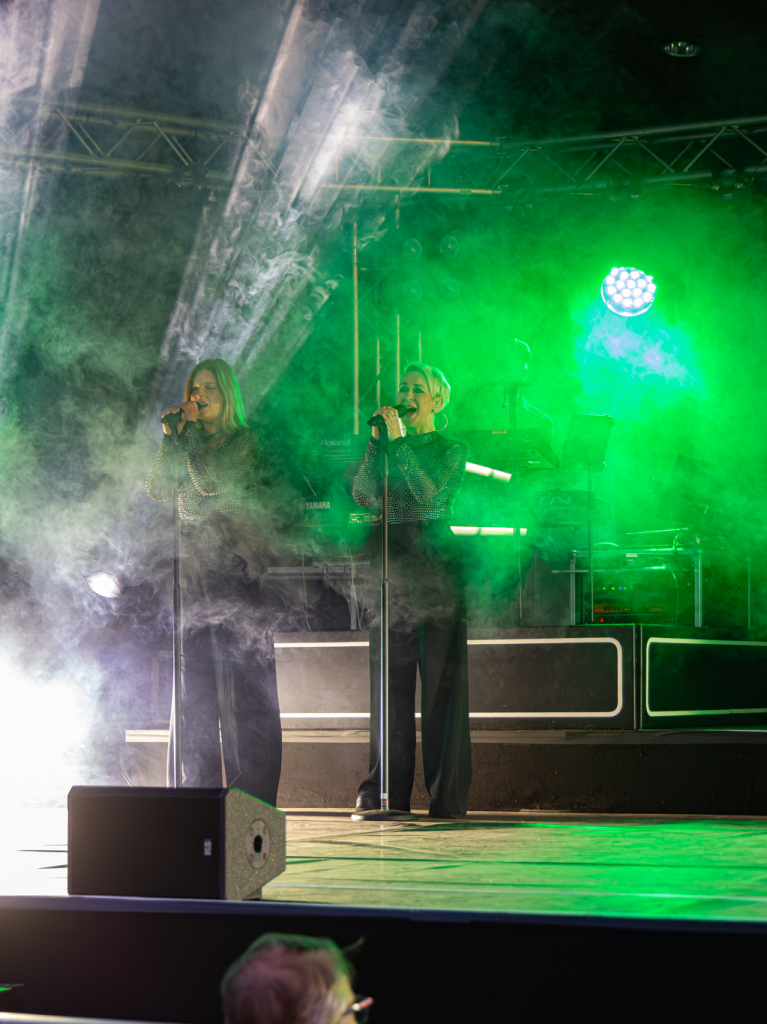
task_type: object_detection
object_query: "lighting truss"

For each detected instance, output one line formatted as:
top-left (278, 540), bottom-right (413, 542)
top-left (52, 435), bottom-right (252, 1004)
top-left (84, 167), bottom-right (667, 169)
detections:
top-left (487, 115), bottom-right (767, 197)
top-left (0, 99), bottom-right (249, 188)
top-left (318, 115), bottom-right (767, 199)
top-left (5, 102), bottom-right (767, 203)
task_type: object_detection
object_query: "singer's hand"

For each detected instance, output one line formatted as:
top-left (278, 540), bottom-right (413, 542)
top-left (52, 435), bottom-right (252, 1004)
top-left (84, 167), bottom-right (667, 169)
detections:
top-left (161, 400), bottom-right (199, 435)
top-left (179, 399), bottom-right (199, 423)
top-left (161, 406), bottom-right (180, 436)
top-left (371, 406), bottom-right (403, 441)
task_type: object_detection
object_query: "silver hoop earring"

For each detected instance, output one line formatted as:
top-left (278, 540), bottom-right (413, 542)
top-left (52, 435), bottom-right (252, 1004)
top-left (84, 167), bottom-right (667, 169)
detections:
top-left (433, 411), bottom-right (448, 431)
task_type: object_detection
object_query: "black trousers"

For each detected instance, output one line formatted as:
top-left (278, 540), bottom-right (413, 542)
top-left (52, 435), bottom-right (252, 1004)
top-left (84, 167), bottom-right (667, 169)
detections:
top-left (358, 523), bottom-right (472, 816)
top-left (178, 523), bottom-right (282, 806)
top-left (180, 622), bottom-right (282, 805)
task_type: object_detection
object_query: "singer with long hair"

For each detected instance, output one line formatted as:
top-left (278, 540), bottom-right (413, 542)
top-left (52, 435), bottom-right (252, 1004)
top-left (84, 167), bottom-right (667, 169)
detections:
top-left (353, 361), bottom-right (472, 818)
top-left (147, 358), bottom-right (281, 805)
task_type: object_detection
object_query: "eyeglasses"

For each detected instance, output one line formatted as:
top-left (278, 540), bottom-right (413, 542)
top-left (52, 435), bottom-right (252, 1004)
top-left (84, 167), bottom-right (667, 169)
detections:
top-left (343, 994), bottom-right (373, 1022)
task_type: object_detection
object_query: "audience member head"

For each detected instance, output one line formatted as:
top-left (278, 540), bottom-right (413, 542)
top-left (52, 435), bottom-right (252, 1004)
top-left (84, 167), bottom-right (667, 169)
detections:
top-left (221, 933), bottom-right (366, 1024)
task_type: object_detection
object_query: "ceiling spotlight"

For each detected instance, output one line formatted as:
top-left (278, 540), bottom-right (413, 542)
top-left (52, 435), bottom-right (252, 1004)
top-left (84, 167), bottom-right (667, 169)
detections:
top-left (87, 571), bottom-right (122, 599)
top-left (402, 238), bottom-right (422, 261)
top-left (658, 36), bottom-right (704, 59)
top-left (402, 279), bottom-right (423, 301)
top-left (439, 235), bottom-right (460, 258)
top-left (439, 276), bottom-right (461, 299)
top-left (601, 267), bottom-right (656, 317)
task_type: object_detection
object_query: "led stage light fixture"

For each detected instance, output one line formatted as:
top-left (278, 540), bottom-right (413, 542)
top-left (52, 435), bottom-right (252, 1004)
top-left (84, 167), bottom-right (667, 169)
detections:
top-left (87, 571), bottom-right (122, 598)
top-left (402, 278), bottom-right (423, 301)
top-left (601, 266), bottom-right (656, 317)
top-left (440, 235), bottom-right (460, 258)
top-left (440, 276), bottom-right (461, 299)
top-left (663, 41), bottom-right (703, 57)
top-left (402, 237), bottom-right (422, 261)
top-left (658, 37), bottom-right (704, 59)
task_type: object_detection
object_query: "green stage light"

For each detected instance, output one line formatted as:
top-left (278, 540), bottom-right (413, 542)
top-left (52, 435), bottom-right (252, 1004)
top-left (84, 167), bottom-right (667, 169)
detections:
top-left (402, 237), bottom-right (422, 261)
top-left (439, 235), bottom-right (460, 258)
top-left (402, 278), bottom-right (423, 301)
top-left (451, 526), bottom-right (527, 536)
top-left (439, 276), bottom-right (461, 299)
top-left (601, 266), bottom-right (656, 317)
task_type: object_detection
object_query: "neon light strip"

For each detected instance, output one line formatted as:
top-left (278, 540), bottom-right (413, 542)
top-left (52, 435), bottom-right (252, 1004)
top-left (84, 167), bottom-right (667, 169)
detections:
top-left (465, 461), bottom-right (512, 482)
top-left (273, 636), bottom-right (624, 718)
top-left (451, 526), bottom-right (528, 536)
top-left (645, 637), bottom-right (767, 717)
top-left (274, 641), bottom-right (370, 648)
top-left (281, 713), bottom-right (370, 718)
top-left (466, 637), bottom-right (623, 717)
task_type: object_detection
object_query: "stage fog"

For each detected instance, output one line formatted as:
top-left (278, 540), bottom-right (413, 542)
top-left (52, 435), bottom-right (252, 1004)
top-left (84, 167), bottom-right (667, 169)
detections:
top-left (1, 0), bottom-right (766, 811)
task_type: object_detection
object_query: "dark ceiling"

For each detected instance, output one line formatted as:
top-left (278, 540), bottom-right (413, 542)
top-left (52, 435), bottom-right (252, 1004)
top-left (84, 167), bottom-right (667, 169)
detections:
top-left (78, 0), bottom-right (280, 122)
top-left (77, 0), bottom-right (767, 141)
top-left (441, 0), bottom-right (767, 140)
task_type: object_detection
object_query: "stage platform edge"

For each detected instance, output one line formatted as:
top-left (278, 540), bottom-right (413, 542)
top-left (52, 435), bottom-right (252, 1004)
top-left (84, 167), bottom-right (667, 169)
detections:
top-left (2, 892), bottom-right (767, 1023)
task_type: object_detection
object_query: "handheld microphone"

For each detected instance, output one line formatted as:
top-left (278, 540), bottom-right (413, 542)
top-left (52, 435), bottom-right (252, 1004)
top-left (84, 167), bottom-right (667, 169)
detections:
top-left (367, 404), bottom-right (409, 428)
top-left (162, 401), bottom-right (201, 426)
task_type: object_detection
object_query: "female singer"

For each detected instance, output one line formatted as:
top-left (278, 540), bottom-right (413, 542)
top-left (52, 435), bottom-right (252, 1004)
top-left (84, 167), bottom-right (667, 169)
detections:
top-left (353, 361), bottom-right (472, 818)
top-left (147, 358), bottom-right (281, 805)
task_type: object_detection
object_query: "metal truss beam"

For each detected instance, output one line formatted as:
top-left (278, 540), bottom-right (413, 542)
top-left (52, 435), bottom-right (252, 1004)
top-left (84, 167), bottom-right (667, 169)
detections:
top-left (488, 115), bottom-right (767, 196)
top-left (0, 99), bottom-right (252, 188)
top-left (6, 103), bottom-right (766, 201)
top-left (319, 114), bottom-right (767, 200)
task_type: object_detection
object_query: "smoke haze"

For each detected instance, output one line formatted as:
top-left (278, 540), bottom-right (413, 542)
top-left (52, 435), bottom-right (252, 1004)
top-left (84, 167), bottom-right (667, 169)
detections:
top-left (1, 0), bottom-right (766, 805)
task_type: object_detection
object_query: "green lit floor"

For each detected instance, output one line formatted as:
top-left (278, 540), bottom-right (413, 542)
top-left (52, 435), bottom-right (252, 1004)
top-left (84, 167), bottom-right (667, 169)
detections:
top-left (262, 811), bottom-right (767, 923)
top-left (5, 807), bottom-right (767, 925)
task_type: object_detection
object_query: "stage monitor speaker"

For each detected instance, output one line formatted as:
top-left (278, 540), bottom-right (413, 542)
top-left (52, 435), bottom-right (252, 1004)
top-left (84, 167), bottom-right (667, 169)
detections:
top-left (68, 786), bottom-right (286, 900)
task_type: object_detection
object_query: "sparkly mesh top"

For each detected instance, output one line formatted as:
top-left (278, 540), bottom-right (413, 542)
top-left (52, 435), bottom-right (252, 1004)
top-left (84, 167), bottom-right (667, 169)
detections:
top-left (353, 433), bottom-right (467, 525)
top-left (146, 426), bottom-right (263, 522)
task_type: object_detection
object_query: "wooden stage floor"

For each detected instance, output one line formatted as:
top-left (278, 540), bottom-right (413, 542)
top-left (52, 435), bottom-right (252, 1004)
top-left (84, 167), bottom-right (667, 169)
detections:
top-left (5, 806), bottom-right (767, 925)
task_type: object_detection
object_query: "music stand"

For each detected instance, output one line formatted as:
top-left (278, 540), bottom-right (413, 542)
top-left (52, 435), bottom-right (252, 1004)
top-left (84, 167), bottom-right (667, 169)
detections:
top-left (562, 414), bottom-right (614, 623)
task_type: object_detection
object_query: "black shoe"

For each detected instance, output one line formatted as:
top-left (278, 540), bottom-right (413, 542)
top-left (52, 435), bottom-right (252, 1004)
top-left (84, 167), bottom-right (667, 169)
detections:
top-left (428, 807), bottom-right (466, 819)
top-left (355, 792), bottom-right (380, 812)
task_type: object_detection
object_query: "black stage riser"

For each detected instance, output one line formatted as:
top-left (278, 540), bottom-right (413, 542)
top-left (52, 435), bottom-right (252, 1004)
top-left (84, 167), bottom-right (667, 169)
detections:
top-left (639, 627), bottom-right (767, 728)
top-left (275, 626), bottom-right (638, 730)
top-left (277, 738), bottom-right (767, 815)
top-left (271, 626), bottom-right (767, 731)
top-left (1, 898), bottom-right (766, 1022)
top-left (123, 625), bottom-right (767, 813)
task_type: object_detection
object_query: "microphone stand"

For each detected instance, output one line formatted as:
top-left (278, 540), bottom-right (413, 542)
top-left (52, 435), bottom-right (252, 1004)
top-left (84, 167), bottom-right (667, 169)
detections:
top-left (503, 381), bottom-right (526, 628)
top-left (162, 413), bottom-right (184, 788)
top-left (353, 416), bottom-right (415, 821)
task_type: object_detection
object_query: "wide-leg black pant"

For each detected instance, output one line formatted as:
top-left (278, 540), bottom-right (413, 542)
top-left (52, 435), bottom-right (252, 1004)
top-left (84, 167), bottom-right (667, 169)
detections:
top-left (178, 523), bottom-right (282, 806)
top-left (357, 522), bottom-right (472, 817)
top-left (180, 622), bottom-right (282, 805)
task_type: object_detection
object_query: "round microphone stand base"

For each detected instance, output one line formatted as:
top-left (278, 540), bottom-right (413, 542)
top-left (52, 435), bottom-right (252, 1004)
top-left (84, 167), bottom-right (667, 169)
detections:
top-left (351, 808), bottom-right (417, 822)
